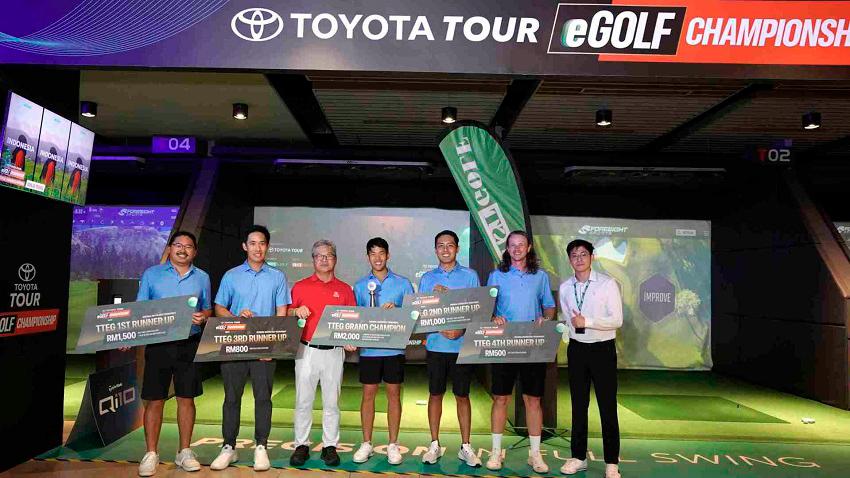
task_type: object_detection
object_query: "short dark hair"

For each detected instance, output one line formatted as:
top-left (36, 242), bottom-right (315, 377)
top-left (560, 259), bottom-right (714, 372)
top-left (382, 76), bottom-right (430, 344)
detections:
top-left (169, 230), bottom-right (197, 248)
top-left (434, 230), bottom-right (459, 248)
top-left (498, 230), bottom-right (539, 274)
top-left (366, 237), bottom-right (389, 253)
top-left (245, 225), bottom-right (270, 244)
top-left (567, 239), bottom-right (594, 256)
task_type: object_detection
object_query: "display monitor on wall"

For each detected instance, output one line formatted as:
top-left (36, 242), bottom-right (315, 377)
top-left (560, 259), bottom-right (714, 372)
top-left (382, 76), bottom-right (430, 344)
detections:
top-left (254, 207), bottom-right (471, 287)
top-left (34, 109), bottom-right (71, 199)
top-left (0, 91), bottom-right (93, 205)
top-left (533, 216), bottom-right (712, 370)
top-left (0, 92), bottom-right (43, 190)
top-left (61, 124), bottom-right (93, 204)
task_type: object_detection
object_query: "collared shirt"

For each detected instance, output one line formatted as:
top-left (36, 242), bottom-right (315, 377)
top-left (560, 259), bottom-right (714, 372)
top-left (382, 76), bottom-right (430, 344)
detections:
top-left (137, 261), bottom-right (212, 335)
top-left (419, 263), bottom-right (480, 353)
top-left (487, 266), bottom-right (556, 322)
top-left (559, 269), bottom-right (623, 343)
top-left (214, 261), bottom-right (291, 318)
top-left (291, 274), bottom-right (356, 342)
top-left (354, 269), bottom-right (414, 357)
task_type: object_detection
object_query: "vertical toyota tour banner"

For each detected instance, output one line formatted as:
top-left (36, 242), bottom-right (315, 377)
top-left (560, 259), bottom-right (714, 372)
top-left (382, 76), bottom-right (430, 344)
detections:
top-left (439, 122), bottom-right (530, 261)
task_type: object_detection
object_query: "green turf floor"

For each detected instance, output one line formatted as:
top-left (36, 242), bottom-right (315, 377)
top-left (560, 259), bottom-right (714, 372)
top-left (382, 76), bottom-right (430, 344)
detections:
top-left (64, 359), bottom-right (850, 445)
top-left (556, 370), bottom-right (850, 444)
top-left (42, 423), bottom-right (850, 478)
top-left (617, 394), bottom-right (787, 423)
top-left (66, 280), bottom-right (98, 352)
top-left (162, 364), bottom-right (493, 434)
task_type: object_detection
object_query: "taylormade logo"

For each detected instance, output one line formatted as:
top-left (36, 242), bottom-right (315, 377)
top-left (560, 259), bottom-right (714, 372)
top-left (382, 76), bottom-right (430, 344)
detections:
top-left (455, 137), bottom-right (510, 255)
top-left (578, 225), bottom-right (628, 235)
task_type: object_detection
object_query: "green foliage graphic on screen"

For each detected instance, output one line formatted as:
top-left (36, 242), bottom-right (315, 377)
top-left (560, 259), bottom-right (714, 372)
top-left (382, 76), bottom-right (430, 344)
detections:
top-left (534, 216), bottom-right (712, 370)
top-left (439, 123), bottom-right (528, 261)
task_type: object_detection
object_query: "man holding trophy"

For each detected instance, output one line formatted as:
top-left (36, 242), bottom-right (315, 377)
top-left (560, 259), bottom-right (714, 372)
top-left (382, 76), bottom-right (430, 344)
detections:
top-left (351, 238), bottom-right (414, 465)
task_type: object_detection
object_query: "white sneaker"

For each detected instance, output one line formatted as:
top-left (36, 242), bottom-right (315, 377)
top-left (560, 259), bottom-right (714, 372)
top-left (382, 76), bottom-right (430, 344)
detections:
top-left (560, 458), bottom-right (588, 475)
top-left (605, 464), bottom-right (621, 478)
top-left (421, 440), bottom-right (442, 464)
top-left (457, 443), bottom-right (481, 467)
top-left (353, 442), bottom-right (374, 464)
top-left (254, 445), bottom-right (270, 471)
top-left (387, 443), bottom-right (403, 465)
top-left (485, 448), bottom-right (503, 471)
top-left (138, 451), bottom-right (158, 477)
top-left (175, 448), bottom-right (201, 472)
top-left (210, 445), bottom-right (238, 471)
top-left (528, 450), bottom-right (549, 474)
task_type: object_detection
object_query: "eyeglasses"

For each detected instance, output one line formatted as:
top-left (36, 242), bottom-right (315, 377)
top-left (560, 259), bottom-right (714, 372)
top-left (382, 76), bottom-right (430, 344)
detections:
top-left (313, 254), bottom-right (336, 261)
top-left (569, 252), bottom-right (590, 260)
top-left (171, 243), bottom-right (195, 251)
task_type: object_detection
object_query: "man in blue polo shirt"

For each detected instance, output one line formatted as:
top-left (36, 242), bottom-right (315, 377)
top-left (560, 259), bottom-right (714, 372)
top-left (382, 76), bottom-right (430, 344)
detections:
top-left (485, 230), bottom-right (556, 474)
top-left (210, 225), bottom-right (290, 472)
top-left (419, 230), bottom-right (482, 468)
top-left (136, 231), bottom-right (212, 477)
top-left (351, 237), bottom-right (414, 466)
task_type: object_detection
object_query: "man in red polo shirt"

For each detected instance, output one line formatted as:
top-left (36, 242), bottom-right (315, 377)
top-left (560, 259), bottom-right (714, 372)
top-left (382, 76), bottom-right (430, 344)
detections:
top-left (289, 239), bottom-right (356, 467)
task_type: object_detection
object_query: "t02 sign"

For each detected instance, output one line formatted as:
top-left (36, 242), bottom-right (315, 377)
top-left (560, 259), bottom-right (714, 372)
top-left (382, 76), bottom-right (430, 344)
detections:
top-left (756, 148), bottom-right (793, 166)
top-left (151, 136), bottom-right (197, 154)
top-left (752, 140), bottom-right (793, 167)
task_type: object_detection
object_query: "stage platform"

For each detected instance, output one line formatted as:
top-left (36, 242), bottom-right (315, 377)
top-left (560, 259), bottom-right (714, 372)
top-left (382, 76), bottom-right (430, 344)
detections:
top-left (51, 359), bottom-right (850, 477)
top-left (64, 358), bottom-right (850, 444)
top-left (33, 423), bottom-right (850, 478)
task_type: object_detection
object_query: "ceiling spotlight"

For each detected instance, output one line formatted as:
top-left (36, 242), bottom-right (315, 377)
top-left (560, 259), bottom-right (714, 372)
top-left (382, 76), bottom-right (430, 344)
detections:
top-left (80, 101), bottom-right (98, 118)
top-left (233, 103), bottom-right (248, 120)
top-left (442, 106), bottom-right (457, 124)
top-left (596, 109), bottom-right (612, 127)
top-left (802, 111), bottom-right (821, 130)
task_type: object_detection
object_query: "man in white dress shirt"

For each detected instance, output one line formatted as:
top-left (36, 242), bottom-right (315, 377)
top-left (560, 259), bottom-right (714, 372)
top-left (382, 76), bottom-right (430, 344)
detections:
top-left (558, 239), bottom-right (623, 478)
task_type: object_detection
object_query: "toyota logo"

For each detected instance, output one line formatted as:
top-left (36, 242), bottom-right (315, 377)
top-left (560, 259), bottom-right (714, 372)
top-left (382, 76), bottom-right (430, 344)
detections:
top-left (231, 8), bottom-right (284, 42)
top-left (18, 263), bottom-right (36, 282)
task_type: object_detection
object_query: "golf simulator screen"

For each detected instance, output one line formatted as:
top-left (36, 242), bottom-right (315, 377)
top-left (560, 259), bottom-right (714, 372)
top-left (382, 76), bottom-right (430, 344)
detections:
top-left (533, 216), bottom-right (712, 370)
top-left (254, 207), bottom-right (471, 287)
top-left (70, 205), bottom-right (180, 280)
top-left (67, 205), bottom-right (180, 352)
top-left (0, 92), bottom-right (93, 205)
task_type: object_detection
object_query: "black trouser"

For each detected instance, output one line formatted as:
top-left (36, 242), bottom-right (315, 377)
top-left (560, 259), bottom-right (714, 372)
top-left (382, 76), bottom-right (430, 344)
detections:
top-left (221, 360), bottom-right (276, 446)
top-left (568, 339), bottom-right (620, 464)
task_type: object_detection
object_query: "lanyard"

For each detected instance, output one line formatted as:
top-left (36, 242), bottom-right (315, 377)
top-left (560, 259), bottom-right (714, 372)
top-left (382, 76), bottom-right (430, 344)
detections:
top-left (573, 280), bottom-right (591, 312)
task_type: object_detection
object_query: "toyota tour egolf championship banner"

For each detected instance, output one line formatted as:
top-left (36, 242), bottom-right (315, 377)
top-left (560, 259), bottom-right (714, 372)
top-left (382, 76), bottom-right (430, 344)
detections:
top-left (0, 1), bottom-right (849, 78)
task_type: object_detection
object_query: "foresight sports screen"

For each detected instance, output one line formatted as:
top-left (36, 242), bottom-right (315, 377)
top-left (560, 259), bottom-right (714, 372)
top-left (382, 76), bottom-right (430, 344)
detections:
top-left (71, 206), bottom-right (180, 280)
top-left (254, 207), bottom-right (471, 287)
top-left (533, 216), bottom-right (712, 371)
top-left (67, 205), bottom-right (180, 352)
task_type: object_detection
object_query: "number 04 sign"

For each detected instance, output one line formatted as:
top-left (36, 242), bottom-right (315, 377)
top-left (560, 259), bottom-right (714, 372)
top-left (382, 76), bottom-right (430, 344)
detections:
top-left (151, 135), bottom-right (197, 154)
